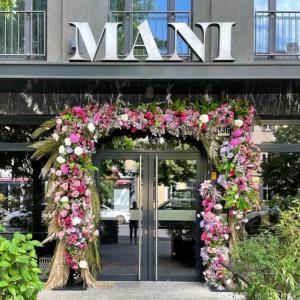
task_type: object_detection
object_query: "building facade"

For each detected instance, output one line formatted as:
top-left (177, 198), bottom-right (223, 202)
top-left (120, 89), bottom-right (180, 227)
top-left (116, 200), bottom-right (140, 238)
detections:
top-left (0, 0), bottom-right (299, 282)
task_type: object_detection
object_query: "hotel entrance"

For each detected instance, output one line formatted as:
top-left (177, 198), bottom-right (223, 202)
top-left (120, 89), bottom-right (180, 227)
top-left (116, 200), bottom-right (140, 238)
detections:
top-left (94, 150), bottom-right (207, 281)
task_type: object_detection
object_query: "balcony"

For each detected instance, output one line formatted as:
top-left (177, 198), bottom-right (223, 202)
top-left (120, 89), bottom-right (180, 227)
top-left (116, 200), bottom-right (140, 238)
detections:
top-left (110, 10), bottom-right (191, 59)
top-left (0, 11), bottom-right (46, 58)
top-left (255, 11), bottom-right (300, 57)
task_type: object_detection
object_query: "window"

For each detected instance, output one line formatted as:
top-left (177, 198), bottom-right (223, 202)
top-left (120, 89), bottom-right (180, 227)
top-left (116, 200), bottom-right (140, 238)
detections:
top-left (255, 0), bottom-right (300, 56)
top-left (0, 0), bottom-right (47, 58)
top-left (110, 0), bottom-right (191, 58)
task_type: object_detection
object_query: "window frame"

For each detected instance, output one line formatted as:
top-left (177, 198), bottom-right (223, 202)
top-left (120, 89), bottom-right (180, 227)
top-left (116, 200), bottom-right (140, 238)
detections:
top-left (109, 0), bottom-right (192, 58)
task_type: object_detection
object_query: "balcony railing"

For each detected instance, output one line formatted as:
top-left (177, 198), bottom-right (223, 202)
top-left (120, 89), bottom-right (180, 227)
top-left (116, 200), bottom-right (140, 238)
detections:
top-left (0, 11), bottom-right (46, 58)
top-left (110, 10), bottom-right (191, 58)
top-left (255, 11), bottom-right (300, 57)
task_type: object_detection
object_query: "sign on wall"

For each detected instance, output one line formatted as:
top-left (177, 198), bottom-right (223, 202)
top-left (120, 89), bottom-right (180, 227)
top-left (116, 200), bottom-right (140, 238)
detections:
top-left (69, 20), bottom-right (236, 62)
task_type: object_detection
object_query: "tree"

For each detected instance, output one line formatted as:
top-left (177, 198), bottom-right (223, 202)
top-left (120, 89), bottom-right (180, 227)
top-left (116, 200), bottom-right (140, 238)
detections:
top-left (262, 125), bottom-right (300, 198)
top-left (0, 0), bottom-right (16, 11)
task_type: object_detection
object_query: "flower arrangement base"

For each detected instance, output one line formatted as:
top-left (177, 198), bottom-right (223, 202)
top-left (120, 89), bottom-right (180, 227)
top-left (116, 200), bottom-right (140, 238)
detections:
top-left (53, 269), bottom-right (87, 291)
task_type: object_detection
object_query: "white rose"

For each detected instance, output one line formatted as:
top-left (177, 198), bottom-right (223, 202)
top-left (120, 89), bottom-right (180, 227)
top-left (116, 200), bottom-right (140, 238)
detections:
top-left (56, 156), bottom-right (66, 164)
top-left (52, 133), bottom-right (59, 141)
top-left (87, 123), bottom-right (95, 133)
top-left (120, 114), bottom-right (129, 122)
top-left (74, 146), bottom-right (83, 156)
top-left (93, 230), bottom-right (99, 236)
top-left (59, 145), bottom-right (65, 154)
top-left (72, 217), bottom-right (81, 226)
top-left (56, 118), bottom-right (62, 125)
top-left (79, 260), bottom-right (88, 269)
top-left (234, 119), bottom-right (243, 128)
top-left (60, 196), bottom-right (69, 203)
top-left (64, 138), bottom-right (71, 146)
top-left (199, 114), bottom-right (209, 124)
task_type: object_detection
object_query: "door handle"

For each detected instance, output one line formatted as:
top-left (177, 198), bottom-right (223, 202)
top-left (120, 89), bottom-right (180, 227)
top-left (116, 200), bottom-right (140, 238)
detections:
top-left (155, 155), bottom-right (158, 281)
top-left (138, 155), bottom-right (142, 281)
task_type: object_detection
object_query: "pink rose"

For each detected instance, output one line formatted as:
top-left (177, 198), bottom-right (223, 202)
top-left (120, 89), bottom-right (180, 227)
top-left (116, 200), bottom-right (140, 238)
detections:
top-left (72, 190), bottom-right (80, 198)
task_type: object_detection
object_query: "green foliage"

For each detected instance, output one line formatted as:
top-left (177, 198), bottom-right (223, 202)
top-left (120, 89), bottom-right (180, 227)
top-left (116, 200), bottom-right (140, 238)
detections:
top-left (262, 125), bottom-right (300, 198)
top-left (0, 227), bottom-right (44, 300)
top-left (0, 0), bottom-right (16, 11)
top-left (232, 201), bottom-right (300, 300)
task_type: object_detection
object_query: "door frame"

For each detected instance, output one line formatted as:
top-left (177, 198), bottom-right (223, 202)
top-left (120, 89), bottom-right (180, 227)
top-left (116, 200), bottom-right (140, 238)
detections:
top-left (94, 149), bottom-right (208, 281)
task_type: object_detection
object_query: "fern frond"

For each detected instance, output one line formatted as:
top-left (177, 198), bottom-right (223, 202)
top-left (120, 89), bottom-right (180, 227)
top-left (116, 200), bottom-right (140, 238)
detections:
top-left (32, 118), bottom-right (56, 139)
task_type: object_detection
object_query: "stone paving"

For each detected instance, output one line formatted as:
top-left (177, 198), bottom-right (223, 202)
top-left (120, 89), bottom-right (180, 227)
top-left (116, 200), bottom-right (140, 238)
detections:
top-left (38, 282), bottom-right (243, 300)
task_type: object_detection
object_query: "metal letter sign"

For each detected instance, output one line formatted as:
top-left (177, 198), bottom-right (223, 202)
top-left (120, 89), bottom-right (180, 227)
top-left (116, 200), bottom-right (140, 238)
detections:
top-left (69, 20), bottom-right (236, 62)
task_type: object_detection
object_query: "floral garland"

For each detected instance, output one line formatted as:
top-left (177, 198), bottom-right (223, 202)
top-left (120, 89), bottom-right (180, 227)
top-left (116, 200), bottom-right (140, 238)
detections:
top-left (32, 99), bottom-right (260, 289)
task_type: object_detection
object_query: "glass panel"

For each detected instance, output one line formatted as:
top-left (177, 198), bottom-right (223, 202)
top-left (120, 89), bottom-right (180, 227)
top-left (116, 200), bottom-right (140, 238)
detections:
top-left (253, 124), bottom-right (300, 144)
top-left (110, 0), bottom-right (125, 11)
top-left (277, 0), bottom-right (300, 11)
top-left (99, 159), bottom-right (141, 275)
top-left (0, 150), bottom-right (52, 275)
top-left (156, 159), bottom-right (197, 278)
top-left (133, 0), bottom-right (166, 11)
top-left (101, 136), bottom-right (198, 151)
top-left (254, 0), bottom-right (268, 11)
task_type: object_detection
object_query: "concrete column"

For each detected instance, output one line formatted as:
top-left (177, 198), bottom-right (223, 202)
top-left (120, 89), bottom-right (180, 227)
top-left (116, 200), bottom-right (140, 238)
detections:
top-left (47, 0), bottom-right (63, 62)
top-left (211, 0), bottom-right (254, 62)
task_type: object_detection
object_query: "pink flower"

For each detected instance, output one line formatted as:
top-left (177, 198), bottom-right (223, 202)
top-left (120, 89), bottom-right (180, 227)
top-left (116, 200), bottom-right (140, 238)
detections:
top-left (61, 164), bottom-right (69, 175)
top-left (230, 138), bottom-right (240, 147)
top-left (57, 231), bottom-right (65, 239)
top-left (232, 128), bottom-right (244, 138)
top-left (72, 190), bottom-right (80, 198)
top-left (60, 209), bottom-right (68, 218)
top-left (70, 133), bottom-right (80, 143)
top-left (62, 182), bottom-right (69, 191)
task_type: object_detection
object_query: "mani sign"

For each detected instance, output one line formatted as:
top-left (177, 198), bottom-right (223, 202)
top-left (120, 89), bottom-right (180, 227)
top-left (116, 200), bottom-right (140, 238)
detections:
top-left (69, 20), bottom-right (236, 62)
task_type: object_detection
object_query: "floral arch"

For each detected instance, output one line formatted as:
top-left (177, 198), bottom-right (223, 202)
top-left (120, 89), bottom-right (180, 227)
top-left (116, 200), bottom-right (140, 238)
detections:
top-left (32, 99), bottom-right (260, 290)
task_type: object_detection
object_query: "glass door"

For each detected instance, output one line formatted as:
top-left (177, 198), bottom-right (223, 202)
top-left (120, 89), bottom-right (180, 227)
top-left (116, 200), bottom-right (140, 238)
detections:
top-left (95, 150), bottom-right (206, 281)
top-left (95, 153), bottom-right (144, 281)
top-left (150, 153), bottom-right (203, 281)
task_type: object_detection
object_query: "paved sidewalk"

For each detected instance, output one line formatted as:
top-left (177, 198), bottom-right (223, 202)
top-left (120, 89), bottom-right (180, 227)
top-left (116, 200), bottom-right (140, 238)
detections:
top-left (38, 282), bottom-right (243, 300)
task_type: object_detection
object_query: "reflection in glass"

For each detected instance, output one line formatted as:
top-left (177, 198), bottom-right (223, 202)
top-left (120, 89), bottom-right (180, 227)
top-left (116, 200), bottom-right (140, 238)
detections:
top-left (156, 159), bottom-right (197, 278)
top-left (99, 159), bottom-right (141, 275)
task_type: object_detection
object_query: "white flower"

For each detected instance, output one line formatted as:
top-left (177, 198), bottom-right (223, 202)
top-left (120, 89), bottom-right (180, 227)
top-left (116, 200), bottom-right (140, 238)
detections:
top-left (214, 204), bottom-right (223, 210)
top-left (199, 114), bottom-right (209, 124)
top-left (64, 138), bottom-right (71, 146)
top-left (120, 114), bottom-right (129, 122)
top-left (74, 146), bottom-right (83, 156)
top-left (79, 260), bottom-right (88, 269)
top-left (87, 123), bottom-right (95, 132)
top-left (234, 119), bottom-right (243, 128)
top-left (72, 217), bottom-right (81, 226)
top-left (56, 118), bottom-right (62, 125)
top-left (56, 156), bottom-right (66, 164)
top-left (52, 133), bottom-right (59, 141)
top-left (60, 196), bottom-right (69, 203)
top-left (93, 230), bottom-right (99, 236)
top-left (59, 145), bottom-right (65, 154)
